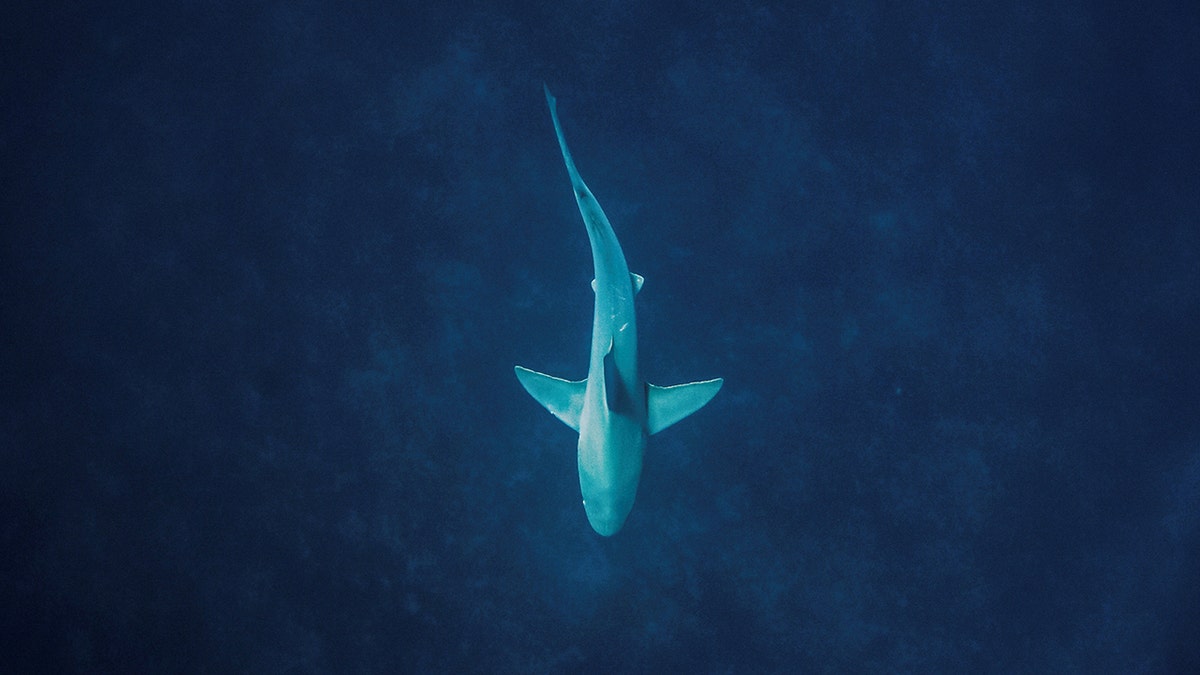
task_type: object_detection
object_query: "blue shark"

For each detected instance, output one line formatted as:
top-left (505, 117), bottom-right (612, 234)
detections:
top-left (515, 86), bottom-right (723, 536)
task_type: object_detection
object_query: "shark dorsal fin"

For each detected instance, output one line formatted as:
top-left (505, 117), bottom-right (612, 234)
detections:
top-left (647, 378), bottom-right (724, 434)
top-left (603, 341), bottom-right (626, 412)
top-left (514, 366), bottom-right (586, 431)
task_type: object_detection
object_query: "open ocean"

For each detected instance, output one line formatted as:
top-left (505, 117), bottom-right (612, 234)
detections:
top-left (3, 1), bottom-right (1197, 671)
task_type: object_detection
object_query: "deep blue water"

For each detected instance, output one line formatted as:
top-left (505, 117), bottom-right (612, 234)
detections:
top-left (3, 1), bottom-right (1198, 672)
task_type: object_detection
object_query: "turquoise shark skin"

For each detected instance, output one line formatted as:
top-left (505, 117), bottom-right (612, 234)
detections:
top-left (516, 86), bottom-right (723, 536)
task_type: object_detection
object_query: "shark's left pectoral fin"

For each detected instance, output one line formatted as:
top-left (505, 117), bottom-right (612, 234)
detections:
top-left (515, 366), bottom-right (586, 431)
top-left (647, 377), bottom-right (724, 434)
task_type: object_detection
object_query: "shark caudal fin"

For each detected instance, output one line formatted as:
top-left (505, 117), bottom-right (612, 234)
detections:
top-left (647, 378), bottom-right (724, 434)
top-left (515, 366), bottom-right (586, 431)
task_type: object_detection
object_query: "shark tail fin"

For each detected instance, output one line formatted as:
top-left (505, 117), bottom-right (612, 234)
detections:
top-left (646, 378), bottom-right (724, 435)
top-left (515, 366), bottom-right (587, 431)
top-left (544, 84), bottom-right (586, 191)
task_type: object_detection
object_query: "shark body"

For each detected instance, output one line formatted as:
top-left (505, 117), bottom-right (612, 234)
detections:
top-left (515, 87), bottom-right (723, 536)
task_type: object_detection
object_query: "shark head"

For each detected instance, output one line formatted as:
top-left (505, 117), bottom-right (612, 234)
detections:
top-left (577, 425), bottom-right (644, 536)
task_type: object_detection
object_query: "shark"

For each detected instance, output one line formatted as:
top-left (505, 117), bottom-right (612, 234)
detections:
top-left (515, 86), bottom-right (723, 536)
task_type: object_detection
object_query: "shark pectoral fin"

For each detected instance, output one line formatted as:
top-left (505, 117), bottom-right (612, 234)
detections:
top-left (646, 378), bottom-right (724, 434)
top-left (514, 366), bottom-right (586, 431)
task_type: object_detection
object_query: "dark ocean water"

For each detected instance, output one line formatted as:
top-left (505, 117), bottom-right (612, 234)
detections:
top-left (3, 1), bottom-right (1198, 672)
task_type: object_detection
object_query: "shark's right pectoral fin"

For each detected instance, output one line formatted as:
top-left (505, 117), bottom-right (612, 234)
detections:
top-left (647, 378), bottom-right (724, 435)
top-left (514, 366), bottom-right (586, 431)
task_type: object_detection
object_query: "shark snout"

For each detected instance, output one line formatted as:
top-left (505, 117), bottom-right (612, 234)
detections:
top-left (582, 496), bottom-right (631, 536)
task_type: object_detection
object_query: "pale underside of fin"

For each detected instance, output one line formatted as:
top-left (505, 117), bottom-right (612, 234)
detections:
top-left (646, 378), bottom-right (724, 435)
top-left (514, 366), bottom-right (586, 431)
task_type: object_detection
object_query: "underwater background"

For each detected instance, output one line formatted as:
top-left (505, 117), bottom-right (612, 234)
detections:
top-left (3, 1), bottom-right (1198, 672)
